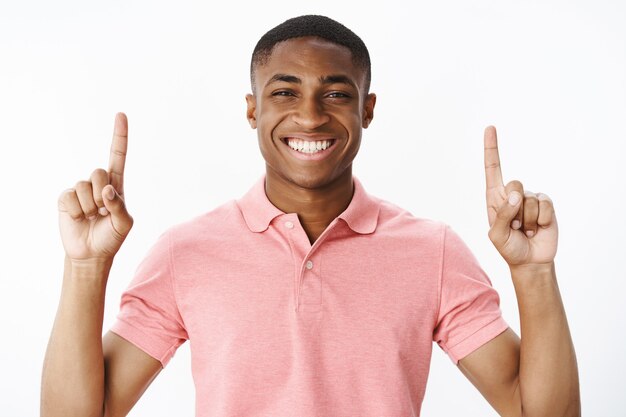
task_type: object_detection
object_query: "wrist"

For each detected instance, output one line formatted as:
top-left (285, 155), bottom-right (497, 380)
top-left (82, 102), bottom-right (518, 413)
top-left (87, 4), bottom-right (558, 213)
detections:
top-left (510, 261), bottom-right (558, 297)
top-left (509, 261), bottom-right (555, 278)
top-left (64, 255), bottom-right (113, 282)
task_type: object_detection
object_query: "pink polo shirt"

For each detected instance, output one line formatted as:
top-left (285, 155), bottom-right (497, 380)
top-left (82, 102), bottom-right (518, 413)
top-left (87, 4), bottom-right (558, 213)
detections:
top-left (111, 176), bottom-right (508, 417)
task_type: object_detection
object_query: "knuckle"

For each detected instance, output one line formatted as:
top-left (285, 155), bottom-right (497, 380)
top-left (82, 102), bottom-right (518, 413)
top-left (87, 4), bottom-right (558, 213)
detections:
top-left (75, 180), bottom-right (91, 191)
top-left (84, 206), bottom-right (98, 216)
top-left (91, 168), bottom-right (108, 181)
top-left (58, 188), bottom-right (74, 202)
top-left (538, 193), bottom-right (553, 204)
top-left (93, 189), bottom-right (105, 205)
top-left (70, 212), bottom-right (84, 221)
top-left (507, 180), bottom-right (523, 189)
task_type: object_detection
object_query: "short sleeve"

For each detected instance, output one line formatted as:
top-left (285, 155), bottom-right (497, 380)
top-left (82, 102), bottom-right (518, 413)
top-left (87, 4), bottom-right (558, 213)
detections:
top-left (433, 226), bottom-right (509, 364)
top-left (110, 230), bottom-right (188, 367)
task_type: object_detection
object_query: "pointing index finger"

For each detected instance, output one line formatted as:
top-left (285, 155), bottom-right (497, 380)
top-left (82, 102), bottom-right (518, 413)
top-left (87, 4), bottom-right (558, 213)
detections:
top-left (484, 125), bottom-right (504, 190)
top-left (109, 112), bottom-right (128, 196)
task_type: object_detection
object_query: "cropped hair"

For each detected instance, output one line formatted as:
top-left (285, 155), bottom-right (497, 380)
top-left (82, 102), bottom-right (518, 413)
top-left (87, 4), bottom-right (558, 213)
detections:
top-left (250, 15), bottom-right (371, 93)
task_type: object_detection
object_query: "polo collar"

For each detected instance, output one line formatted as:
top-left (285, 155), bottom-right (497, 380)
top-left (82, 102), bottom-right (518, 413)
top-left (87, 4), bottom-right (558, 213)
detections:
top-left (236, 175), bottom-right (380, 234)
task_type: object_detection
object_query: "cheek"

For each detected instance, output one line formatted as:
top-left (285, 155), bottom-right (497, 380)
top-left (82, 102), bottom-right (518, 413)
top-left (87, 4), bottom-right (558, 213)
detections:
top-left (256, 107), bottom-right (291, 140)
top-left (255, 117), bottom-right (281, 156)
top-left (339, 103), bottom-right (364, 123)
top-left (256, 119), bottom-right (275, 144)
top-left (340, 111), bottom-right (364, 133)
top-left (256, 103), bottom-right (279, 126)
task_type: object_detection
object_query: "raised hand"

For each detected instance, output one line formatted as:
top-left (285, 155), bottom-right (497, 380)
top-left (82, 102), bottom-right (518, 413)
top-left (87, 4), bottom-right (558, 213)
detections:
top-left (57, 113), bottom-right (134, 262)
top-left (484, 126), bottom-right (558, 267)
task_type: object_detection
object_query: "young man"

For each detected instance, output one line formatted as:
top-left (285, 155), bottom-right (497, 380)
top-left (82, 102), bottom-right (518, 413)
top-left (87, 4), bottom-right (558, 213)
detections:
top-left (42, 15), bottom-right (580, 417)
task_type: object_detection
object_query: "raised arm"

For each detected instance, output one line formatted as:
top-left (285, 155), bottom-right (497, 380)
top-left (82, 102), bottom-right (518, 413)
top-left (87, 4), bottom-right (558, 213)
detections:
top-left (457, 126), bottom-right (580, 416)
top-left (41, 113), bottom-right (162, 417)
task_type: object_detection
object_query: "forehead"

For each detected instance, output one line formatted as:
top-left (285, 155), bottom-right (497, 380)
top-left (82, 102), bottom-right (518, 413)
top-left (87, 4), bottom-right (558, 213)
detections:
top-left (255, 37), bottom-right (363, 88)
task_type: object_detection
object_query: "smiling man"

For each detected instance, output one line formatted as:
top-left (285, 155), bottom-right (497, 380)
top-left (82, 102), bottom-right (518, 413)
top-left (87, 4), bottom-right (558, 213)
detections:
top-left (42, 15), bottom-right (580, 417)
top-left (247, 33), bottom-right (375, 244)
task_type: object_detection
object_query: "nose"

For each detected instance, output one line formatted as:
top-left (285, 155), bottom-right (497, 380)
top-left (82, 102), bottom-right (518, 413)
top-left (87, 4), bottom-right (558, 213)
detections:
top-left (292, 97), bottom-right (330, 130)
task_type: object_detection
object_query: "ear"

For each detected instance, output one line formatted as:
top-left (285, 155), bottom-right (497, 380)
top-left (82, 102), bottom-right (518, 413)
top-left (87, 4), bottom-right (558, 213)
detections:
top-left (245, 94), bottom-right (257, 129)
top-left (362, 93), bottom-right (376, 128)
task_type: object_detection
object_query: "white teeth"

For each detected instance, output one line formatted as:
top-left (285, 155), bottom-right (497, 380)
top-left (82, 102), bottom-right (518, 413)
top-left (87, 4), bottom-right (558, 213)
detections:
top-left (286, 138), bottom-right (333, 154)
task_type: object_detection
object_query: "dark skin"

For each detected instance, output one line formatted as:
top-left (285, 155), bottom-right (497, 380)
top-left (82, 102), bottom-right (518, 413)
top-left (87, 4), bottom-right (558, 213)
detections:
top-left (245, 36), bottom-right (376, 244)
top-left (42, 34), bottom-right (579, 417)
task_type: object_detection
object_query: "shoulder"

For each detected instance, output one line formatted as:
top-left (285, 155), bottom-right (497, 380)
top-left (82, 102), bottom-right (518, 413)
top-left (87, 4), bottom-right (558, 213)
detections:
top-left (161, 199), bottom-right (243, 249)
top-left (374, 196), bottom-right (447, 241)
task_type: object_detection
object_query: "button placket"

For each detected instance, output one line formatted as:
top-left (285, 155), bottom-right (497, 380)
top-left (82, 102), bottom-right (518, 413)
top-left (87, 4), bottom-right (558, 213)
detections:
top-left (299, 254), bottom-right (321, 307)
top-left (280, 215), bottom-right (302, 313)
top-left (285, 216), bottom-right (337, 312)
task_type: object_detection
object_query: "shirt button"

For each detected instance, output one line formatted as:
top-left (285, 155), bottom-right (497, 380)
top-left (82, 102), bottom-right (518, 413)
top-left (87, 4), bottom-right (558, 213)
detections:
top-left (284, 221), bottom-right (294, 229)
top-left (305, 260), bottom-right (314, 270)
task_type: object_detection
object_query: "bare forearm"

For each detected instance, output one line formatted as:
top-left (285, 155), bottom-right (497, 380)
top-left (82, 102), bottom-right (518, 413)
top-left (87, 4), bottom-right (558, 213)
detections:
top-left (511, 263), bottom-right (580, 417)
top-left (41, 256), bottom-right (112, 417)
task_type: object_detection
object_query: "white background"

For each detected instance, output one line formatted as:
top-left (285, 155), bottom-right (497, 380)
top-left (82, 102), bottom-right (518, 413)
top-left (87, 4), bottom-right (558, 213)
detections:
top-left (1, 0), bottom-right (625, 416)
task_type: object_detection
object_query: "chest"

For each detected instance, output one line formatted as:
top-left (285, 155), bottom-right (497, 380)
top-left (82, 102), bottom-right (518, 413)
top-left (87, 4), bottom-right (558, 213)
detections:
top-left (173, 229), bottom-right (441, 354)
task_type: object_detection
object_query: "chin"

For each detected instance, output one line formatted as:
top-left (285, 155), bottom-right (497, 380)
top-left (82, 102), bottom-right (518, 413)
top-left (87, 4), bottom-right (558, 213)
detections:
top-left (285, 172), bottom-right (330, 190)
top-left (265, 157), bottom-right (352, 191)
top-left (282, 167), bottom-right (350, 191)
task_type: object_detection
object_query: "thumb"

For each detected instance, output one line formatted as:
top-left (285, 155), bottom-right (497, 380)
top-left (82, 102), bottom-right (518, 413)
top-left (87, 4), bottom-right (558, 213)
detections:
top-left (488, 191), bottom-right (522, 248)
top-left (101, 184), bottom-right (133, 237)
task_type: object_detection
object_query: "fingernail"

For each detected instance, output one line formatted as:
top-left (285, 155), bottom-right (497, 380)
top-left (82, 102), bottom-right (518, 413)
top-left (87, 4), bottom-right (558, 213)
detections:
top-left (99, 207), bottom-right (109, 216)
top-left (512, 220), bottom-right (521, 229)
top-left (526, 230), bottom-right (535, 238)
top-left (105, 187), bottom-right (115, 200)
top-left (508, 192), bottom-right (520, 205)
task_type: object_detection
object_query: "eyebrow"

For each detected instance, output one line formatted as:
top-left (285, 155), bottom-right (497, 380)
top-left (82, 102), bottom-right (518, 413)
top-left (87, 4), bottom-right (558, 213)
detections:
top-left (265, 74), bottom-right (301, 87)
top-left (319, 74), bottom-right (357, 90)
top-left (264, 73), bottom-right (358, 90)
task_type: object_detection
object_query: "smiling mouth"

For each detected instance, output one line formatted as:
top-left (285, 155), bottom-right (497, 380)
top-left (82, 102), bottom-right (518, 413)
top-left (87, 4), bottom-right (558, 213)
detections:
top-left (282, 137), bottom-right (337, 154)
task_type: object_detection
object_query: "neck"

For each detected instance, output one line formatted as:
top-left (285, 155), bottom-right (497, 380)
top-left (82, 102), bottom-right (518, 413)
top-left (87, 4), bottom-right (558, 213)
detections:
top-left (265, 168), bottom-right (354, 244)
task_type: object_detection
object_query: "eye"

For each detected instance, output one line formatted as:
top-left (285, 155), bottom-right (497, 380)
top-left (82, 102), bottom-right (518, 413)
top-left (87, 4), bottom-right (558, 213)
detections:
top-left (326, 92), bottom-right (351, 99)
top-left (271, 90), bottom-right (295, 97)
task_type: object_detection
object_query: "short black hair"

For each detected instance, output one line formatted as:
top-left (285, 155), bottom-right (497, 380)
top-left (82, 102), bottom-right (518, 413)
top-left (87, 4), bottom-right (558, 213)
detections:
top-left (250, 15), bottom-right (371, 94)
